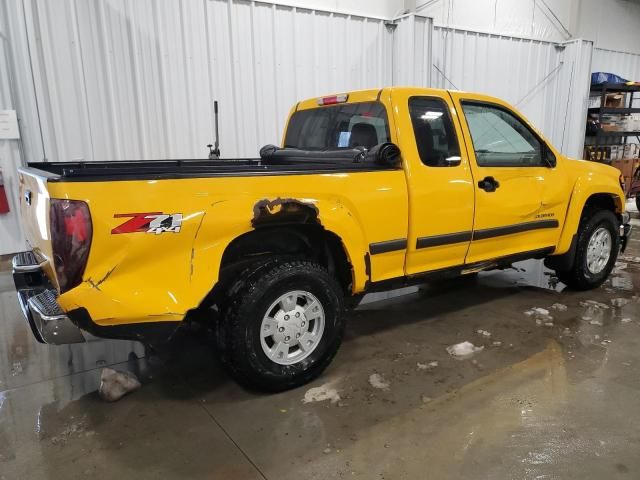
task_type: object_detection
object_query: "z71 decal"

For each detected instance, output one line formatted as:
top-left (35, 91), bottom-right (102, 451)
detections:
top-left (112, 212), bottom-right (183, 235)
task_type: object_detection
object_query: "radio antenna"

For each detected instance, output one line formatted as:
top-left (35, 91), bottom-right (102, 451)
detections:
top-left (207, 100), bottom-right (221, 160)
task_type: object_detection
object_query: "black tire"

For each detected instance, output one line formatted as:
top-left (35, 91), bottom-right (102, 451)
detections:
top-left (218, 259), bottom-right (345, 392)
top-left (556, 209), bottom-right (620, 290)
top-left (635, 194), bottom-right (640, 213)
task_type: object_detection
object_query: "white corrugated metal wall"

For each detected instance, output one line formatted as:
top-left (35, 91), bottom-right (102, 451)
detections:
top-left (430, 25), bottom-right (592, 158)
top-left (0, 0), bottom-right (598, 254)
top-left (391, 14), bottom-right (432, 86)
top-left (20, 0), bottom-right (394, 161)
top-left (592, 48), bottom-right (640, 81)
top-left (0, 1), bottom-right (26, 254)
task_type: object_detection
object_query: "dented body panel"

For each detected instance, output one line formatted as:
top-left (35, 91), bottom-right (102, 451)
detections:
top-left (14, 86), bottom-right (626, 338)
top-left (43, 169), bottom-right (408, 326)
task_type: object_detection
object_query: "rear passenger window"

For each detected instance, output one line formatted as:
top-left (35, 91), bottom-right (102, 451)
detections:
top-left (409, 97), bottom-right (461, 167)
top-left (284, 102), bottom-right (390, 151)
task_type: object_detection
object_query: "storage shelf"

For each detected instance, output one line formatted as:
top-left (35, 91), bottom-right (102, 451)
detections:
top-left (591, 131), bottom-right (640, 137)
top-left (588, 107), bottom-right (640, 114)
top-left (590, 83), bottom-right (640, 93)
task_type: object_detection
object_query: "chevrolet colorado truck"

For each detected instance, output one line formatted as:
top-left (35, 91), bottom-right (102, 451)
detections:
top-left (13, 87), bottom-right (631, 391)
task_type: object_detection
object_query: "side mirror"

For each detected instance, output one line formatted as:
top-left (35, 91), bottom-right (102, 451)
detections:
top-left (365, 142), bottom-right (402, 168)
top-left (544, 145), bottom-right (557, 168)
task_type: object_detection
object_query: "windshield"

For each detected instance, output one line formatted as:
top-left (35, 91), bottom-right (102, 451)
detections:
top-left (284, 102), bottom-right (391, 151)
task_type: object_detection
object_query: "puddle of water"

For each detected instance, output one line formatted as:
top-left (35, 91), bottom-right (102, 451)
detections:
top-left (481, 259), bottom-right (565, 292)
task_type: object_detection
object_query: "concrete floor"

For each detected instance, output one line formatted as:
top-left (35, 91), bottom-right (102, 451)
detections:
top-left (3, 221), bottom-right (640, 479)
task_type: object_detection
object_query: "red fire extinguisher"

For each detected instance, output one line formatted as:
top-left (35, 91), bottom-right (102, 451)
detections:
top-left (0, 170), bottom-right (10, 214)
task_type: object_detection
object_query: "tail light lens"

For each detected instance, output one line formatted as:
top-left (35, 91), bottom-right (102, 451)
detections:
top-left (50, 199), bottom-right (92, 293)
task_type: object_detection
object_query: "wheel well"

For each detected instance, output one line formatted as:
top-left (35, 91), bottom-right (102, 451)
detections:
top-left (583, 193), bottom-right (620, 216)
top-left (217, 224), bottom-right (353, 295)
top-left (544, 193), bottom-right (621, 274)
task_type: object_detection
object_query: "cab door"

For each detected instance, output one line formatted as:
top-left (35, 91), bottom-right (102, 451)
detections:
top-left (391, 89), bottom-right (475, 275)
top-left (449, 93), bottom-right (563, 264)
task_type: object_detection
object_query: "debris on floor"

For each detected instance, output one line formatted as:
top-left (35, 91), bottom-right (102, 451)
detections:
top-left (590, 319), bottom-right (604, 326)
top-left (303, 382), bottom-right (341, 404)
top-left (611, 276), bottom-right (634, 291)
top-left (446, 341), bottom-right (484, 359)
top-left (48, 417), bottom-right (89, 446)
top-left (551, 303), bottom-right (568, 311)
top-left (524, 307), bottom-right (554, 325)
top-left (416, 360), bottom-right (439, 370)
top-left (611, 297), bottom-right (630, 308)
top-left (580, 300), bottom-right (609, 309)
top-left (621, 317), bottom-right (632, 323)
top-left (476, 329), bottom-right (492, 337)
top-left (98, 368), bottom-right (141, 402)
top-left (11, 362), bottom-right (22, 376)
top-left (368, 373), bottom-right (390, 390)
top-left (613, 262), bottom-right (628, 274)
top-left (524, 307), bottom-right (550, 316)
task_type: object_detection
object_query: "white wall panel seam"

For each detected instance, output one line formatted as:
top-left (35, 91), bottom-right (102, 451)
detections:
top-left (433, 21), bottom-right (561, 45)
top-left (248, 0), bottom-right (391, 21)
top-left (97, 0), bottom-right (122, 159)
top-left (69, 0), bottom-right (94, 161)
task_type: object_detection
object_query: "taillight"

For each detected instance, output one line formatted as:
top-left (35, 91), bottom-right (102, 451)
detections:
top-left (50, 199), bottom-right (92, 293)
top-left (317, 93), bottom-right (348, 106)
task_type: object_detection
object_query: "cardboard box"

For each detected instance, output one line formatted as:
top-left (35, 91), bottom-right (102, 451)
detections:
top-left (612, 158), bottom-right (634, 178)
top-left (610, 145), bottom-right (620, 160)
top-left (604, 93), bottom-right (625, 108)
top-left (601, 124), bottom-right (619, 132)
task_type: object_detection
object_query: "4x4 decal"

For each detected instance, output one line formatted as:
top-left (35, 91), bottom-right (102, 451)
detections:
top-left (112, 212), bottom-right (183, 235)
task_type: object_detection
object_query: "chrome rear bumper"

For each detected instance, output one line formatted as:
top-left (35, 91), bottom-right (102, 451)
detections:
top-left (12, 251), bottom-right (85, 344)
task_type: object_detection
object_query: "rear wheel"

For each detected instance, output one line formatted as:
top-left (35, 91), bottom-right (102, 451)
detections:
top-left (555, 209), bottom-right (619, 290)
top-left (218, 259), bottom-right (345, 392)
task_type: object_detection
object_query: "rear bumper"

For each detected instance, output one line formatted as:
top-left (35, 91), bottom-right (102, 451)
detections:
top-left (12, 251), bottom-right (85, 345)
top-left (620, 212), bottom-right (632, 253)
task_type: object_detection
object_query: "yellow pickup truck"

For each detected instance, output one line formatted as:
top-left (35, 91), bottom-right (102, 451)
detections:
top-left (13, 87), bottom-right (631, 391)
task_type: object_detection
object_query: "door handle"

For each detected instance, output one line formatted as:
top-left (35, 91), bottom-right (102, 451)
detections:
top-left (478, 176), bottom-right (500, 192)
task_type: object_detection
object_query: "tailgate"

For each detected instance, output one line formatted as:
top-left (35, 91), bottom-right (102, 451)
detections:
top-left (17, 167), bottom-right (57, 283)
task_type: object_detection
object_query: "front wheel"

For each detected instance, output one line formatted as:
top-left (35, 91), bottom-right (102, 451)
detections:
top-left (218, 259), bottom-right (345, 392)
top-left (556, 209), bottom-right (620, 290)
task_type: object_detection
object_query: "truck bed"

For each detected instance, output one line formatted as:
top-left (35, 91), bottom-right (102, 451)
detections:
top-left (28, 149), bottom-right (393, 182)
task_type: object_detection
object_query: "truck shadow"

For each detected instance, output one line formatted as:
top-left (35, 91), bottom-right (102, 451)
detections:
top-left (155, 267), bottom-right (570, 400)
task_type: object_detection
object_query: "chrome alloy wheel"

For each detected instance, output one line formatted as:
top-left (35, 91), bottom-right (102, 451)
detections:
top-left (586, 227), bottom-right (612, 275)
top-left (260, 290), bottom-right (325, 365)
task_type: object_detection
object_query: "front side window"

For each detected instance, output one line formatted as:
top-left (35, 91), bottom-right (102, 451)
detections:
top-left (284, 102), bottom-right (390, 151)
top-left (409, 97), bottom-right (461, 167)
top-left (461, 103), bottom-right (544, 167)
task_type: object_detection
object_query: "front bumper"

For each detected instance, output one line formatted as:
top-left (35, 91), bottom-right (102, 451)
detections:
top-left (620, 212), bottom-right (632, 253)
top-left (12, 251), bottom-right (85, 344)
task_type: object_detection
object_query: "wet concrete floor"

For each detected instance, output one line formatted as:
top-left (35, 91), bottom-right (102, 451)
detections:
top-left (2, 219), bottom-right (640, 479)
